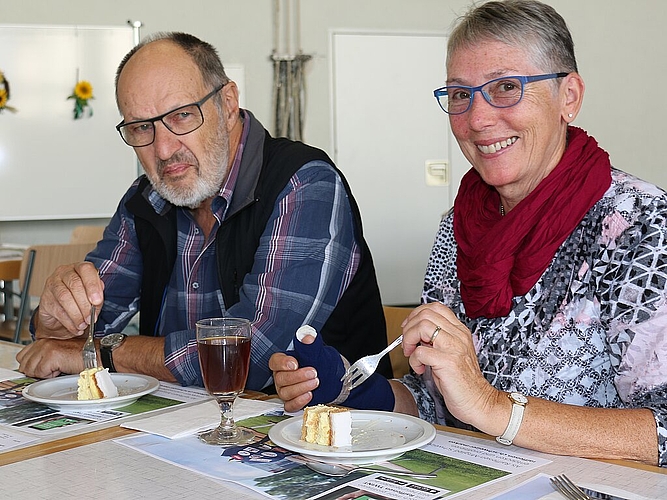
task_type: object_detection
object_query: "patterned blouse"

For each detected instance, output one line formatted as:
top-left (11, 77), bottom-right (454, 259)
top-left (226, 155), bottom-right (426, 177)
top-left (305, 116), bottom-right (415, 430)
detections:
top-left (400, 168), bottom-right (667, 466)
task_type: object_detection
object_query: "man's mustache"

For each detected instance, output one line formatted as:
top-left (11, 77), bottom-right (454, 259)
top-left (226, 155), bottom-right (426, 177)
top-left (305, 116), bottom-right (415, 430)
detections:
top-left (157, 152), bottom-right (198, 175)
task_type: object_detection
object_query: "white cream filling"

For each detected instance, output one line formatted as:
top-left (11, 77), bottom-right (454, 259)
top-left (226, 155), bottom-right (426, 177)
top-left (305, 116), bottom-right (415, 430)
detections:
top-left (477, 136), bottom-right (517, 154)
top-left (95, 368), bottom-right (119, 398)
top-left (330, 411), bottom-right (352, 447)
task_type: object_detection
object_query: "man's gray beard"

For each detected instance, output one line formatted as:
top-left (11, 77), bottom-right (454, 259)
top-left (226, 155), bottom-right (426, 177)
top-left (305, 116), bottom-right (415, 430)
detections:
top-left (151, 128), bottom-right (229, 209)
top-left (155, 164), bottom-right (226, 208)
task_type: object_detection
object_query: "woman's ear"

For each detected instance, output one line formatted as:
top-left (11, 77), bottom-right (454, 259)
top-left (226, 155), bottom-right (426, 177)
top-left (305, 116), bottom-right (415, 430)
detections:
top-left (561, 72), bottom-right (585, 123)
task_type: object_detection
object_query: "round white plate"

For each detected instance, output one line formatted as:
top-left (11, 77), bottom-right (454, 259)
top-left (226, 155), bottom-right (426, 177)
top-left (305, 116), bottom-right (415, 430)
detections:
top-left (268, 410), bottom-right (436, 464)
top-left (22, 373), bottom-right (160, 411)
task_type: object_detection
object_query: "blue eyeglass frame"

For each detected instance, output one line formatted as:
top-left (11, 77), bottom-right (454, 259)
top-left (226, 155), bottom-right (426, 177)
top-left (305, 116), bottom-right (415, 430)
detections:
top-left (433, 72), bottom-right (569, 115)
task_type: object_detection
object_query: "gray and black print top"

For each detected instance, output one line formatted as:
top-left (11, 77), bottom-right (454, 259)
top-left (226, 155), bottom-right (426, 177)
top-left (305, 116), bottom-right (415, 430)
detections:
top-left (401, 168), bottom-right (667, 467)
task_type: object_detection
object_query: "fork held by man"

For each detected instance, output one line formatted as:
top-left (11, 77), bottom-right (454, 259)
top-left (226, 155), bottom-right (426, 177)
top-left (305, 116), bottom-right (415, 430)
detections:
top-left (290, 325), bottom-right (396, 411)
top-left (82, 305), bottom-right (97, 370)
top-left (340, 334), bottom-right (403, 391)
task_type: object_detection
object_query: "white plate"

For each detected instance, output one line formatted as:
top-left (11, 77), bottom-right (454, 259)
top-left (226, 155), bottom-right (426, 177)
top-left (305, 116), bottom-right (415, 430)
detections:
top-left (22, 373), bottom-right (160, 411)
top-left (268, 410), bottom-right (436, 464)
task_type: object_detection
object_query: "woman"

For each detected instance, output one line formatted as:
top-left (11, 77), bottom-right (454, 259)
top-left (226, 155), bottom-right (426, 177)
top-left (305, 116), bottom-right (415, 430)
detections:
top-left (269, 0), bottom-right (667, 466)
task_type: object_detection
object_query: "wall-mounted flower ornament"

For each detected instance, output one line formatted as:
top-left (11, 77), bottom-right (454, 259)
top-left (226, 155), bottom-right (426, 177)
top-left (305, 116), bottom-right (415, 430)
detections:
top-left (0, 70), bottom-right (18, 113)
top-left (68, 80), bottom-right (94, 119)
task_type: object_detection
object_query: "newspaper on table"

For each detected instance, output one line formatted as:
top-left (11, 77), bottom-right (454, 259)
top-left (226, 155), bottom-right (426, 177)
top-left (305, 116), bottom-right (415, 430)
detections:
top-left (117, 409), bottom-right (550, 500)
top-left (0, 372), bottom-right (210, 451)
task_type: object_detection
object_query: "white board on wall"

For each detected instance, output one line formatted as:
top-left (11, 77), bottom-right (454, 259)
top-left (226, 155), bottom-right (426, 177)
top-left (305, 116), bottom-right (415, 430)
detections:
top-left (0, 24), bottom-right (136, 221)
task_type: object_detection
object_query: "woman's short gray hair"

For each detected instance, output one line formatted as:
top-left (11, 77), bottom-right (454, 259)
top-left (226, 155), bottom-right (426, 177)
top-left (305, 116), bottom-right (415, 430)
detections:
top-left (447, 0), bottom-right (578, 76)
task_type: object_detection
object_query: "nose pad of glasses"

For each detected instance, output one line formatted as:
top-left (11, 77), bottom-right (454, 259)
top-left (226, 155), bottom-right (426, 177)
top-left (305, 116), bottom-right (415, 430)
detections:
top-left (152, 121), bottom-right (184, 156)
top-left (478, 89), bottom-right (495, 107)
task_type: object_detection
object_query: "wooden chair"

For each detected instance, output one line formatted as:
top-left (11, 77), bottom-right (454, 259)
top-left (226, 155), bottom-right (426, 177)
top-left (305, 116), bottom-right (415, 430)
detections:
top-left (69, 225), bottom-right (106, 245)
top-left (0, 257), bottom-right (23, 330)
top-left (383, 305), bottom-right (413, 378)
top-left (12, 242), bottom-right (97, 343)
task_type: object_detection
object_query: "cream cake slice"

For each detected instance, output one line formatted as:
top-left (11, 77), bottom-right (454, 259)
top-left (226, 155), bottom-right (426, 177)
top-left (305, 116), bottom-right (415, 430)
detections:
top-left (301, 404), bottom-right (352, 447)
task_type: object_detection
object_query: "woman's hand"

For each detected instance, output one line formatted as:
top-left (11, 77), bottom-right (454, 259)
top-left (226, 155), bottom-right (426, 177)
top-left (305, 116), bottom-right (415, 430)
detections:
top-left (402, 303), bottom-right (504, 433)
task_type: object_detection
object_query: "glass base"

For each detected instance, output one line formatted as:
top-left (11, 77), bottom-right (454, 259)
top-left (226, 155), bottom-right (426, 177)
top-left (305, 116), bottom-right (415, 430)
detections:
top-left (198, 425), bottom-right (255, 446)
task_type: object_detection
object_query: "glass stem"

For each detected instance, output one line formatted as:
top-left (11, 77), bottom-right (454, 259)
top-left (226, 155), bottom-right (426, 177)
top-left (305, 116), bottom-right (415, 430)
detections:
top-left (217, 398), bottom-right (237, 437)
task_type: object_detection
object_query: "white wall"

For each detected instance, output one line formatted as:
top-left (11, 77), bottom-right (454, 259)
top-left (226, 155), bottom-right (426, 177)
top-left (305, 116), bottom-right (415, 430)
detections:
top-left (1, 0), bottom-right (666, 298)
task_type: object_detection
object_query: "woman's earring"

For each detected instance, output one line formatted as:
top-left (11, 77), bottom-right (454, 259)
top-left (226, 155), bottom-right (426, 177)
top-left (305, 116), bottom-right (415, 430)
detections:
top-left (568, 113), bottom-right (573, 118)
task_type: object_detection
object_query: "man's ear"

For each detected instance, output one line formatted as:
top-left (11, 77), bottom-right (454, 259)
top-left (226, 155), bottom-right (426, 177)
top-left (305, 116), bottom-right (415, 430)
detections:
top-left (221, 81), bottom-right (240, 129)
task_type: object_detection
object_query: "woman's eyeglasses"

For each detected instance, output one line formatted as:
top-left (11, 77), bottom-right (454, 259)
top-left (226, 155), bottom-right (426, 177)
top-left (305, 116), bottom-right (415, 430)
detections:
top-left (433, 73), bottom-right (568, 115)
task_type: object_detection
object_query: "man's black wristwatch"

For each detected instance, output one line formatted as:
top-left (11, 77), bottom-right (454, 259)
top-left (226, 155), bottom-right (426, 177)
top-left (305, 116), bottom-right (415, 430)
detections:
top-left (100, 333), bottom-right (127, 373)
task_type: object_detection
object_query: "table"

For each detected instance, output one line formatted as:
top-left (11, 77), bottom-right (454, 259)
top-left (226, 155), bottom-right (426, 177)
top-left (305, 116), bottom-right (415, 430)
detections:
top-left (2, 423), bottom-right (666, 499)
top-left (0, 338), bottom-right (22, 371)
top-left (1, 340), bottom-right (666, 499)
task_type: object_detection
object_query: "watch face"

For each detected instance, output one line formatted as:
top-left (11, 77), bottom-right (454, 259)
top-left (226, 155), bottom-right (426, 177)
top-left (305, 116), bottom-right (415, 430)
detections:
top-left (510, 392), bottom-right (528, 404)
top-left (101, 333), bottom-right (126, 348)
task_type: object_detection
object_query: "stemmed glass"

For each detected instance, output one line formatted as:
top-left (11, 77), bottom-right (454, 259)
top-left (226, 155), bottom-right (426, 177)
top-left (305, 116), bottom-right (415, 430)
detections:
top-left (196, 317), bottom-right (254, 445)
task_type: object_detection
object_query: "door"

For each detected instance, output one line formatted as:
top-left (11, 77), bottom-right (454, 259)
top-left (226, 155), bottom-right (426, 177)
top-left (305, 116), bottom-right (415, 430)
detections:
top-left (331, 31), bottom-right (464, 304)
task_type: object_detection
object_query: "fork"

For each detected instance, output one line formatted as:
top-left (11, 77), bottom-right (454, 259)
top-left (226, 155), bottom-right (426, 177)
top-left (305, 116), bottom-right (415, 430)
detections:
top-left (550, 474), bottom-right (592, 500)
top-left (82, 305), bottom-right (97, 369)
top-left (340, 334), bottom-right (403, 391)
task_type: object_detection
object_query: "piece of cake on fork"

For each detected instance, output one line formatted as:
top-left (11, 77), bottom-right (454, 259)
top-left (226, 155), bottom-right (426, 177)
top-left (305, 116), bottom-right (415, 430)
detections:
top-left (77, 367), bottom-right (119, 400)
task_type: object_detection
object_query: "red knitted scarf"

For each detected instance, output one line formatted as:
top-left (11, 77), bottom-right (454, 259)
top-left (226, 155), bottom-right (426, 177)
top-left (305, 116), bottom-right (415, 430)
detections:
top-left (453, 126), bottom-right (612, 318)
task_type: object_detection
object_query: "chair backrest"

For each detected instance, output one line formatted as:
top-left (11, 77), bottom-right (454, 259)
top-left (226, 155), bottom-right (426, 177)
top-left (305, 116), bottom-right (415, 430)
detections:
top-left (69, 225), bottom-right (106, 245)
top-left (0, 258), bottom-right (21, 283)
top-left (19, 242), bottom-right (97, 297)
top-left (383, 305), bottom-right (413, 378)
top-left (11, 242), bottom-right (96, 343)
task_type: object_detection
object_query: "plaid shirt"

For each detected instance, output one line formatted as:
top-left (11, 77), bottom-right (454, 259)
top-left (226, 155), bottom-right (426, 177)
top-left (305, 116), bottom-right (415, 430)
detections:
top-left (87, 113), bottom-right (360, 390)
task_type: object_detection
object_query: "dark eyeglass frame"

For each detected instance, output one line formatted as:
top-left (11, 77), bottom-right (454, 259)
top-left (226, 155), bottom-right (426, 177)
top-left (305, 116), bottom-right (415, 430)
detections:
top-left (115, 83), bottom-right (226, 147)
top-left (433, 72), bottom-right (569, 115)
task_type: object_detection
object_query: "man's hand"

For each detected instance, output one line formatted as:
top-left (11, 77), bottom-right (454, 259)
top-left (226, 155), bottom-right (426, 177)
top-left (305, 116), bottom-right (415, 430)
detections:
top-left (35, 261), bottom-right (104, 339)
top-left (268, 350), bottom-right (319, 413)
top-left (16, 338), bottom-right (88, 379)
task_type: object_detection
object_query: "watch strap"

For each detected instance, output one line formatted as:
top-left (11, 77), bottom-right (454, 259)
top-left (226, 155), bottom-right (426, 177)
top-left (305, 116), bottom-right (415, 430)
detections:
top-left (495, 392), bottom-right (527, 445)
top-left (100, 346), bottom-right (117, 372)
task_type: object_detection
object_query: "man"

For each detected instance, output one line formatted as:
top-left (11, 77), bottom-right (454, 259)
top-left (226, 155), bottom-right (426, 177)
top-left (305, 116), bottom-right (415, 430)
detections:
top-left (16, 32), bottom-right (390, 391)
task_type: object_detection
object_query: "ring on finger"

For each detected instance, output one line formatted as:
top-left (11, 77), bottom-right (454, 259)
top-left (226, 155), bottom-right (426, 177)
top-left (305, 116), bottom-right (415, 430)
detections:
top-left (430, 326), bottom-right (442, 343)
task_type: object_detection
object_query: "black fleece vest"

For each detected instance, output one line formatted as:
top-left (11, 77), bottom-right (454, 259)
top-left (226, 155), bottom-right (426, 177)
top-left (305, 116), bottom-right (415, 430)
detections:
top-left (125, 131), bottom-right (391, 378)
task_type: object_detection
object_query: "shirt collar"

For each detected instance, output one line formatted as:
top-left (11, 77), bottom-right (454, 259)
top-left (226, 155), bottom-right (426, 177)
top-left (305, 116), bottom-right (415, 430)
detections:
top-left (215, 109), bottom-right (249, 219)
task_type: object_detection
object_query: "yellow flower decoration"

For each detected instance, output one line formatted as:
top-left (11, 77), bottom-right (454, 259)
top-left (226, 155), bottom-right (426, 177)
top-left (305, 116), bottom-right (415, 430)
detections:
top-left (68, 80), bottom-right (94, 119)
top-left (74, 80), bottom-right (94, 100)
top-left (0, 70), bottom-right (17, 114)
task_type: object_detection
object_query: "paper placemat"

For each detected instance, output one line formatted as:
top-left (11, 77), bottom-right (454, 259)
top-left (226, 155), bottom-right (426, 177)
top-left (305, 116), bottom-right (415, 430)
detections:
top-left (122, 397), bottom-right (282, 439)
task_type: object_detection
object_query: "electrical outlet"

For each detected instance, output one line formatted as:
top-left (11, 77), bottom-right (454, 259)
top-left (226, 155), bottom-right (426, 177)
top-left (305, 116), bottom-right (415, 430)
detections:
top-left (425, 160), bottom-right (449, 186)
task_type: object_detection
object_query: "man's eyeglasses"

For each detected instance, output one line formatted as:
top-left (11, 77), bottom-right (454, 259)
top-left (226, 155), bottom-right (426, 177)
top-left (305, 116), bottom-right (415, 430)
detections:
top-left (116, 83), bottom-right (226, 147)
top-left (433, 73), bottom-right (568, 115)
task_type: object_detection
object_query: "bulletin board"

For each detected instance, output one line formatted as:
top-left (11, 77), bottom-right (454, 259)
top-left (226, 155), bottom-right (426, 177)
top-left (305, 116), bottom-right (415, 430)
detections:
top-left (0, 24), bottom-right (137, 221)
